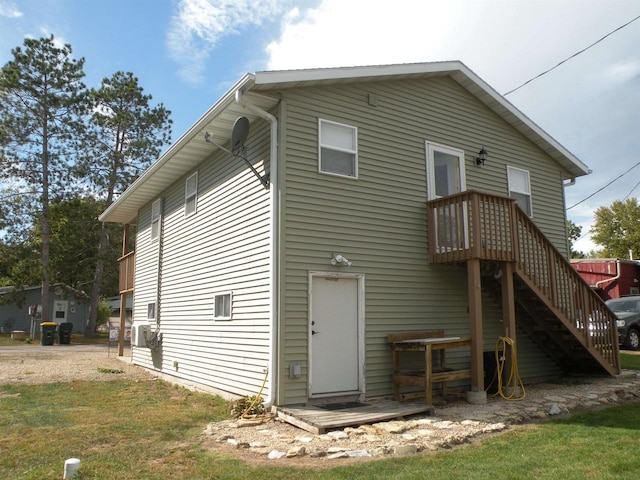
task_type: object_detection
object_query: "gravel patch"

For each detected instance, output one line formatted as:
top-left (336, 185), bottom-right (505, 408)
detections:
top-left (0, 344), bottom-right (153, 385)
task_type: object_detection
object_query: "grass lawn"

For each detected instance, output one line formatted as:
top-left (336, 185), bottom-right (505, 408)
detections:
top-left (1, 377), bottom-right (640, 480)
top-left (620, 350), bottom-right (640, 370)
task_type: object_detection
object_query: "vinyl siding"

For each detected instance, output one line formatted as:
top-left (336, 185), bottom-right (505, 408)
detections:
top-left (132, 118), bottom-right (272, 398)
top-left (277, 76), bottom-right (568, 404)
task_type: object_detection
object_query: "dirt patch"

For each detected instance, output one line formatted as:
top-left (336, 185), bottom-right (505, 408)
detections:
top-left (0, 344), bottom-right (152, 385)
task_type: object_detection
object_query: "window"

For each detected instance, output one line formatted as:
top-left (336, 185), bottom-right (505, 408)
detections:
top-left (151, 199), bottom-right (162, 240)
top-left (214, 293), bottom-right (232, 320)
top-left (426, 143), bottom-right (466, 199)
top-left (185, 172), bottom-right (198, 217)
top-left (319, 119), bottom-right (357, 178)
top-left (507, 166), bottom-right (532, 216)
top-left (147, 302), bottom-right (156, 320)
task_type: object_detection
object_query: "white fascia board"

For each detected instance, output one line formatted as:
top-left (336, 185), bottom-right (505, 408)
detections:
top-left (254, 61), bottom-right (464, 85)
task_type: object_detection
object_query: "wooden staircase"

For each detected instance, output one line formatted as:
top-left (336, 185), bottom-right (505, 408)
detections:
top-left (426, 190), bottom-right (620, 377)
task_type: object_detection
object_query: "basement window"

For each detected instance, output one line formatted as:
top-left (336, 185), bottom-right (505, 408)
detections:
top-left (214, 292), bottom-right (232, 320)
top-left (319, 119), bottom-right (358, 178)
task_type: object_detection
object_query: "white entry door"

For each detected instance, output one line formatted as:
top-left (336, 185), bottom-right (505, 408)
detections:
top-left (309, 272), bottom-right (364, 397)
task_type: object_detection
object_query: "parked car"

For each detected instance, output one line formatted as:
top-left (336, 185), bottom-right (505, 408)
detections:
top-left (605, 296), bottom-right (640, 350)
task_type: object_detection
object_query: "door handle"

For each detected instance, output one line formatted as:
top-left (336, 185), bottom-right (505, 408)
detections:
top-left (312, 330), bottom-right (321, 335)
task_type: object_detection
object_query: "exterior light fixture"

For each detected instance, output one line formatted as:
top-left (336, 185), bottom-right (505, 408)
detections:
top-left (330, 254), bottom-right (352, 266)
top-left (476, 147), bottom-right (488, 166)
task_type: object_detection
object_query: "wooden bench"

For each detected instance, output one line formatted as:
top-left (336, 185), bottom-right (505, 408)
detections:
top-left (388, 330), bottom-right (471, 407)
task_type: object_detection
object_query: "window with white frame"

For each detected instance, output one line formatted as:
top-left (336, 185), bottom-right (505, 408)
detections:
top-left (507, 166), bottom-right (532, 216)
top-left (150, 199), bottom-right (162, 240)
top-left (185, 172), bottom-right (198, 217)
top-left (319, 119), bottom-right (358, 178)
top-left (426, 143), bottom-right (466, 200)
top-left (214, 292), bottom-right (232, 320)
top-left (147, 302), bottom-right (156, 320)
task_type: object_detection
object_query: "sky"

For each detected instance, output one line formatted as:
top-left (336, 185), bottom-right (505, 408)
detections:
top-left (1, 0), bottom-right (640, 255)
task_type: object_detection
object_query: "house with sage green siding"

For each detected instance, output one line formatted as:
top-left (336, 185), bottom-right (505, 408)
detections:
top-left (99, 62), bottom-right (620, 410)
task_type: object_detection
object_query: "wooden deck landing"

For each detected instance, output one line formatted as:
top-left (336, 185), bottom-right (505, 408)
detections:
top-left (274, 401), bottom-right (432, 434)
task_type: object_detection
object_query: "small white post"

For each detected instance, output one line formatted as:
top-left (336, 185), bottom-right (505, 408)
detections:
top-left (63, 458), bottom-right (81, 479)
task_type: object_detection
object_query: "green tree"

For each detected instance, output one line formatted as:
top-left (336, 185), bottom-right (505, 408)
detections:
top-left (591, 198), bottom-right (640, 259)
top-left (567, 219), bottom-right (586, 258)
top-left (78, 71), bottom-right (171, 335)
top-left (0, 35), bottom-right (87, 322)
top-left (40, 197), bottom-right (121, 297)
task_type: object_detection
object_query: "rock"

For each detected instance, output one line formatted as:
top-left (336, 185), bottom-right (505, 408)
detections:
top-left (327, 447), bottom-right (347, 453)
top-left (328, 451), bottom-right (350, 459)
top-left (249, 441), bottom-right (266, 448)
top-left (548, 404), bottom-right (562, 415)
top-left (373, 421), bottom-right (409, 434)
top-left (395, 444), bottom-right (418, 455)
top-left (294, 435), bottom-right (314, 443)
top-left (268, 450), bottom-right (287, 460)
top-left (432, 420), bottom-right (456, 429)
top-left (461, 420), bottom-right (480, 426)
top-left (344, 427), bottom-right (365, 435)
top-left (357, 425), bottom-right (378, 434)
top-left (327, 430), bottom-right (349, 440)
top-left (347, 450), bottom-right (371, 457)
top-left (286, 446), bottom-right (306, 457)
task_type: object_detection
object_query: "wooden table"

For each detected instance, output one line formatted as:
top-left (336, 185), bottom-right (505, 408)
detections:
top-left (388, 334), bottom-right (471, 406)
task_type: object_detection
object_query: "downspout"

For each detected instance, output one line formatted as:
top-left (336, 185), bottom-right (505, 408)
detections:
top-left (235, 89), bottom-right (279, 407)
top-left (595, 259), bottom-right (621, 291)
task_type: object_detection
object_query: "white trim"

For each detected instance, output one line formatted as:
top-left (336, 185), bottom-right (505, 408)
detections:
top-left (308, 271), bottom-right (365, 399)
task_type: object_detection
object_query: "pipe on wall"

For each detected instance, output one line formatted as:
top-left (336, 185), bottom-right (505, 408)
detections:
top-left (234, 89), bottom-right (279, 408)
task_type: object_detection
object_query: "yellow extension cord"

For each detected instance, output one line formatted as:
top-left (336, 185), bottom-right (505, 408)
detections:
top-left (489, 336), bottom-right (526, 401)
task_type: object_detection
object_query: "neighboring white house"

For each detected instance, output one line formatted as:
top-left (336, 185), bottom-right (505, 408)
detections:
top-left (100, 61), bottom-right (618, 408)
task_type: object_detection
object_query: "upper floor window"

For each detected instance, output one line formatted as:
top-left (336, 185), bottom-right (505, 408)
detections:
top-left (185, 172), bottom-right (198, 217)
top-left (319, 119), bottom-right (358, 178)
top-left (507, 166), bottom-right (532, 216)
top-left (150, 199), bottom-right (162, 240)
top-left (426, 142), bottom-right (466, 200)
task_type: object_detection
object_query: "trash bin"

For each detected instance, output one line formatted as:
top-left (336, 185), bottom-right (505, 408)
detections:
top-left (40, 322), bottom-right (57, 346)
top-left (58, 322), bottom-right (73, 344)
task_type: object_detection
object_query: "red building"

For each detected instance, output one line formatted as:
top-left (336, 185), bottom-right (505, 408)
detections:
top-left (571, 259), bottom-right (640, 300)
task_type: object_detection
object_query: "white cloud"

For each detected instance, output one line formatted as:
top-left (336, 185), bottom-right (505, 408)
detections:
top-left (0, 2), bottom-right (23, 18)
top-left (167, 0), bottom-right (295, 85)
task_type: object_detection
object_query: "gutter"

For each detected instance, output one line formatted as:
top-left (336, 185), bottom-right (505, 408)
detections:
top-left (234, 89), bottom-right (279, 408)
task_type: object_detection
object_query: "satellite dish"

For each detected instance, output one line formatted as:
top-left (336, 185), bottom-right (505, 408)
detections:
top-left (230, 116), bottom-right (250, 155)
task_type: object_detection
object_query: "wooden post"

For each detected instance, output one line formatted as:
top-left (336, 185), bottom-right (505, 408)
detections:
top-left (118, 224), bottom-right (130, 357)
top-left (467, 258), bottom-right (484, 397)
top-left (500, 262), bottom-right (517, 383)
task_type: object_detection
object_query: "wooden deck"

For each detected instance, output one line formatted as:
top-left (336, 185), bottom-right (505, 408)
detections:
top-left (274, 400), bottom-right (432, 434)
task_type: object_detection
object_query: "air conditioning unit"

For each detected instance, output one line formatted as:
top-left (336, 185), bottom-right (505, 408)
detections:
top-left (131, 323), bottom-right (151, 348)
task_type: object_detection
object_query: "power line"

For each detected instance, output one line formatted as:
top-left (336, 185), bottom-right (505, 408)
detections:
top-left (566, 160), bottom-right (640, 210)
top-left (504, 14), bottom-right (640, 96)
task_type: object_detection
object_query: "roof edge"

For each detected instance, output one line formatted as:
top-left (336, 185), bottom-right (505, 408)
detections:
top-left (254, 60), bottom-right (465, 85)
